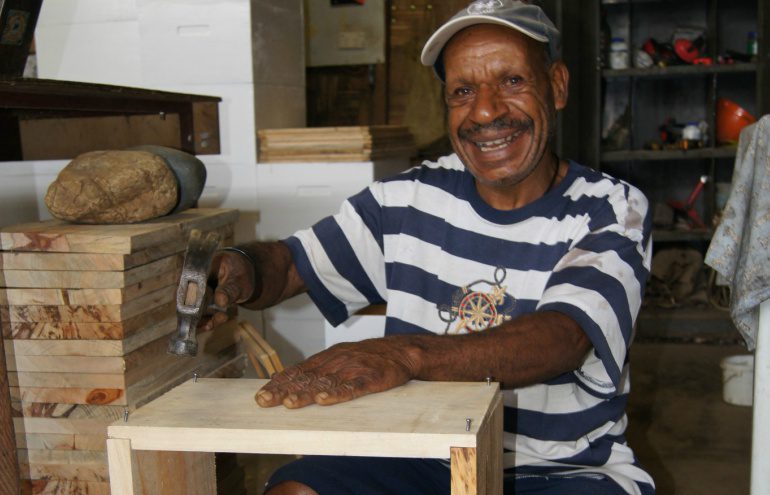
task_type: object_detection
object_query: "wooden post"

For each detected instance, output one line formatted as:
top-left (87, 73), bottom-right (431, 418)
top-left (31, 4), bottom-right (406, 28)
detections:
top-left (0, 334), bottom-right (20, 495)
top-left (450, 392), bottom-right (503, 495)
top-left (107, 438), bottom-right (216, 495)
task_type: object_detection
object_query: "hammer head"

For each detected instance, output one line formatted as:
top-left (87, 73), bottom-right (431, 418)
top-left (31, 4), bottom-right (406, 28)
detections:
top-left (168, 229), bottom-right (222, 357)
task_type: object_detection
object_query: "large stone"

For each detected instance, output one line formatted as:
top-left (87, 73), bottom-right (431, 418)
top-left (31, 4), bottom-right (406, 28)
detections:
top-left (45, 150), bottom-right (179, 224)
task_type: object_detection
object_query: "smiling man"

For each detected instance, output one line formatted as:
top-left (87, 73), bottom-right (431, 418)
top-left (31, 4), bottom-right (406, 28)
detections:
top-left (206, 1), bottom-right (656, 494)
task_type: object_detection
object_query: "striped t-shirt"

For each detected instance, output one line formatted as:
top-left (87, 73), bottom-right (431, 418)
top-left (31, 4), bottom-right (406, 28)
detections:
top-left (284, 154), bottom-right (656, 494)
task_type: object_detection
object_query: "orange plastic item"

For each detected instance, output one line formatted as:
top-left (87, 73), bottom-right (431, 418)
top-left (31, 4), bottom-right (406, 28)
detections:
top-left (716, 98), bottom-right (756, 144)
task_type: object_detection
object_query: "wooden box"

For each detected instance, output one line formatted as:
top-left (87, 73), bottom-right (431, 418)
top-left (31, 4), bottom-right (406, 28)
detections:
top-left (107, 378), bottom-right (503, 494)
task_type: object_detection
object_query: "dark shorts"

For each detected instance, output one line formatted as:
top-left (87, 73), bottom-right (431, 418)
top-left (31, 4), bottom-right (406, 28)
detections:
top-left (263, 456), bottom-right (631, 495)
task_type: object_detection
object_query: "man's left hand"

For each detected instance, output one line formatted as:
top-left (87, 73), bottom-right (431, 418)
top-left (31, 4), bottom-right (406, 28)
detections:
top-left (255, 337), bottom-right (417, 409)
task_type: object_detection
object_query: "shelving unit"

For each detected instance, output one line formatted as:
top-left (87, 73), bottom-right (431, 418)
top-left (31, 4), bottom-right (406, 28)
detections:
top-left (577, 0), bottom-right (767, 244)
top-left (560, 0), bottom-right (768, 335)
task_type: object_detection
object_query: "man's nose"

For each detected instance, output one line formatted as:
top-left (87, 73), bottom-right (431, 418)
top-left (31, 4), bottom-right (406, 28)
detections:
top-left (470, 85), bottom-right (506, 125)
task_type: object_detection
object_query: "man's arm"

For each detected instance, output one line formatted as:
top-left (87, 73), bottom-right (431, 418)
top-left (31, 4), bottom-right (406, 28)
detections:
top-left (201, 241), bottom-right (307, 331)
top-left (255, 310), bottom-right (591, 408)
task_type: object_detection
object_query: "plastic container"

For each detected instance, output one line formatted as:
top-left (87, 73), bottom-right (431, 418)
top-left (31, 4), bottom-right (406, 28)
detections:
top-left (609, 37), bottom-right (629, 69)
top-left (716, 98), bottom-right (757, 144)
top-left (720, 354), bottom-right (754, 406)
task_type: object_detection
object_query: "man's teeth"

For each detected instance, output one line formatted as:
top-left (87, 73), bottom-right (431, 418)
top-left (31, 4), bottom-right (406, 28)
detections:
top-left (475, 135), bottom-right (514, 151)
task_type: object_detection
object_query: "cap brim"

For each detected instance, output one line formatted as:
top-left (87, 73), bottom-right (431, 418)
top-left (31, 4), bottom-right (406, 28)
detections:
top-left (420, 15), bottom-right (550, 67)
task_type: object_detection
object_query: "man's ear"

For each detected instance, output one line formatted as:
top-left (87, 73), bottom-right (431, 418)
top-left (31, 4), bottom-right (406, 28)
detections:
top-left (549, 61), bottom-right (569, 111)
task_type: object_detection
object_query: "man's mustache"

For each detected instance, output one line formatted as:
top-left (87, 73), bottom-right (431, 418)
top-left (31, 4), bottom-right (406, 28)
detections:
top-left (458, 116), bottom-right (533, 140)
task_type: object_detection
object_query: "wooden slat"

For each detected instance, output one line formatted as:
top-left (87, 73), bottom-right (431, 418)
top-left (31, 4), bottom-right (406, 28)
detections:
top-left (0, 270), bottom-right (179, 306)
top-left (6, 315), bottom-right (175, 357)
top-left (20, 479), bottom-right (110, 495)
top-left (0, 254), bottom-right (182, 289)
top-left (0, 224), bottom-right (233, 271)
top-left (3, 302), bottom-right (175, 340)
top-left (16, 432), bottom-right (105, 451)
top-left (0, 208), bottom-right (238, 254)
top-left (6, 320), bottom-right (238, 375)
top-left (2, 285), bottom-right (174, 323)
top-left (0, 333), bottom-right (20, 495)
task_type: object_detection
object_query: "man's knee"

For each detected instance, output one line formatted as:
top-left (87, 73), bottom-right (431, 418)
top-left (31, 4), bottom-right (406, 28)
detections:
top-left (264, 480), bottom-right (318, 495)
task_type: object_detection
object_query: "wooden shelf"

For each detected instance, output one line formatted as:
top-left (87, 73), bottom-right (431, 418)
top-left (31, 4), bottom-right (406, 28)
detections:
top-left (601, 146), bottom-right (738, 162)
top-left (0, 78), bottom-right (221, 161)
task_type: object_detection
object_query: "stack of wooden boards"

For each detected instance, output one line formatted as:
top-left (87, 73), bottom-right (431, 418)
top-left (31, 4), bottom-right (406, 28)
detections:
top-left (0, 208), bottom-right (246, 495)
top-left (257, 125), bottom-right (416, 163)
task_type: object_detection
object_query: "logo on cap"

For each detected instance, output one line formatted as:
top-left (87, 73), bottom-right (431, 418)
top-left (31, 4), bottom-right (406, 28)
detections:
top-left (467, 0), bottom-right (504, 15)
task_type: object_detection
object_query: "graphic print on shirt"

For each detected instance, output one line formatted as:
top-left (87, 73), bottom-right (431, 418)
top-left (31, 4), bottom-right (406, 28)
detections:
top-left (438, 266), bottom-right (516, 334)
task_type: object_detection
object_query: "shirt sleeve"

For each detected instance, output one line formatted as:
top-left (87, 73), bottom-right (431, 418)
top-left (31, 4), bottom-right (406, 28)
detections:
top-left (282, 185), bottom-right (388, 327)
top-left (536, 182), bottom-right (653, 398)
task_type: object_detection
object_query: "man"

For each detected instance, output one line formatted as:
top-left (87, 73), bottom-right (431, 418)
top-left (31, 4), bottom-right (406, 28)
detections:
top-left (206, 1), bottom-right (656, 493)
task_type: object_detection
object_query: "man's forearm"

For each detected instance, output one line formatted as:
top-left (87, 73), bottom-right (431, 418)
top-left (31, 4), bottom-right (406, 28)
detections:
top-left (398, 311), bottom-right (591, 389)
top-left (231, 241), bottom-right (307, 310)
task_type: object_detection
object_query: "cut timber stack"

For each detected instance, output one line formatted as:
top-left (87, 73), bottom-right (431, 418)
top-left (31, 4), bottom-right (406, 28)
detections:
top-left (257, 125), bottom-right (416, 163)
top-left (0, 208), bottom-right (247, 495)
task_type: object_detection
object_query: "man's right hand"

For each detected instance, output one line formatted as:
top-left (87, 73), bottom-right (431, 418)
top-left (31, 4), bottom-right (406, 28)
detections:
top-left (199, 250), bottom-right (257, 332)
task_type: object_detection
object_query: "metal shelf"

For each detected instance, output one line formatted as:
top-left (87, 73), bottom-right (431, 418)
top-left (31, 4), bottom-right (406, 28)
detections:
top-left (652, 228), bottom-right (713, 242)
top-left (602, 63), bottom-right (758, 79)
top-left (601, 146), bottom-right (738, 162)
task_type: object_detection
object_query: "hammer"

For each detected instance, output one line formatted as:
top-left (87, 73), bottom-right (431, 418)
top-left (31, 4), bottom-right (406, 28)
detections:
top-left (168, 229), bottom-right (225, 357)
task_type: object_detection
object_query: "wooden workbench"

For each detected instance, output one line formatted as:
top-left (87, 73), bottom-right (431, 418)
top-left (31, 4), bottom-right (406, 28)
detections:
top-left (107, 378), bottom-right (502, 495)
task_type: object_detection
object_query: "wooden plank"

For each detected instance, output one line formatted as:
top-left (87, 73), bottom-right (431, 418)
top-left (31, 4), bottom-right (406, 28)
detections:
top-left (9, 371), bottom-right (125, 389)
top-left (0, 253), bottom-right (182, 289)
top-left (15, 417), bottom-right (111, 436)
top-left (0, 270), bottom-right (178, 306)
top-left (450, 391), bottom-right (502, 495)
top-left (0, 208), bottom-right (238, 254)
top-left (19, 114), bottom-right (181, 161)
top-left (192, 101), bottom-right (221, 155)
top-left (3, 285), bottom-right (174, 323)
top-left (19, 459), bottom-right (108, 483)
top-left (6, 321), bottom-right (236, 375)
top-left (107, 439), bottom-right (217, 495)
top-left (0, 333), bottom-right (20, 495)
top-left (18, 447), bottom-right (106, 466)
top-left (20, 479), bottom-right (110, 495)
top-left (16, 432), bottom-right (105, 451)
top-left (108, 379), bottom-right (498, 458)
top-left (450, 447), bottom-right (478, 494)
top-left (0, 224), bottom-right (233, 271)
top-left (106, 438), bottom-right (140, 495)
top-left (8, 348), bottom-right (241, 406)
top-left (4, 302), bottom-right (175, 340)
top-left (6, 315), bottom-right (175, 356)
top-left (15, 403), bottom-right (125, 421)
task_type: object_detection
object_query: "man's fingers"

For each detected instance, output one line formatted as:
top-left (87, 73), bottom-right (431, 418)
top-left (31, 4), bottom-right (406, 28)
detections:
top-left (255, 386), bottom-right (286, 407)
top-left (314, 378), bottom-right (368, 406)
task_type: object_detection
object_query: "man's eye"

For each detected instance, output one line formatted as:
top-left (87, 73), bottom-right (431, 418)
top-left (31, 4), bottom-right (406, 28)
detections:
top-left (504, 76), bottom-right (522, 87)
top-left (451, 87), bottom-right (472, 97)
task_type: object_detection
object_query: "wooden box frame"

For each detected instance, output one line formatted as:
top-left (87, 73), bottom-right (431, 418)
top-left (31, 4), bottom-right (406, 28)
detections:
top-left (107, 378), bottom-right (502, 494)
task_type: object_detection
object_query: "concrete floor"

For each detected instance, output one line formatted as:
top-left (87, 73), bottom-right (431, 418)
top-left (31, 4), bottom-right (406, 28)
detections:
top-left (232, 339), bottom-right (754, 495)
top-left (627, 340), bottom-right (753, 495)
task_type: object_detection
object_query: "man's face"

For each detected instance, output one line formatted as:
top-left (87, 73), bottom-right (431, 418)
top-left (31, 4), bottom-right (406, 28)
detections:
top-left (443, 24), bottom-right (568, 203)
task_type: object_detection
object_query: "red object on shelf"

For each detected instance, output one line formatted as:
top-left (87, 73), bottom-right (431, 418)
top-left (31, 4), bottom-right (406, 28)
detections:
top-left (674, 38), bottom-right (702, 63)
top-left (716, 98), bottom-right (756, 144)
top-left (667, 175), bottom-right (709, 229)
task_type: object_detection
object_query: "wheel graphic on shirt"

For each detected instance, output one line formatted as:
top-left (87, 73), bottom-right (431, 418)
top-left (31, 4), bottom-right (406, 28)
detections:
top-left (438, 267), bottom-right (516, 334)
top-left (457, 292), bottom-right (497, 332)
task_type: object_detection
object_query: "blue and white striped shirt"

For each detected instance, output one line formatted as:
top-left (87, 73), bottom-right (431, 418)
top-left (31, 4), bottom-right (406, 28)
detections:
top-left (284, 154), bottom-right (655, 494)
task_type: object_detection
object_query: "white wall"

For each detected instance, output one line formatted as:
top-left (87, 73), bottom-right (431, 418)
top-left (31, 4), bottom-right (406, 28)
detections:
top-left (2, 0), bottom-right (405, 365)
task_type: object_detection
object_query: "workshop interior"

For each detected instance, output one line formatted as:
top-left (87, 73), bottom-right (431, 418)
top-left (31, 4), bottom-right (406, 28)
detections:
top-left (0, 1), bottom-right (768, 494)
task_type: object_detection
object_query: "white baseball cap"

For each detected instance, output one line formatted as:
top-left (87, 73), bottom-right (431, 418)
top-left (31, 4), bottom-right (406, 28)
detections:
top-left (421, 0), bottom-right (560, 79)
